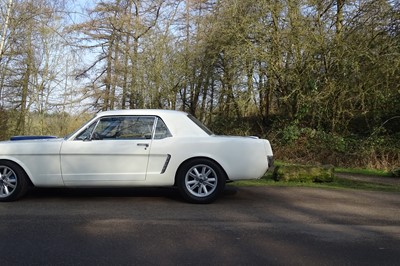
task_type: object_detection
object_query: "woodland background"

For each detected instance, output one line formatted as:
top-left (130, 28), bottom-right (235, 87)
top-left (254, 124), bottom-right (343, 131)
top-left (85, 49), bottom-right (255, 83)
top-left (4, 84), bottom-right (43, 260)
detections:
top-left (0, 0), bottom-right (399, 170)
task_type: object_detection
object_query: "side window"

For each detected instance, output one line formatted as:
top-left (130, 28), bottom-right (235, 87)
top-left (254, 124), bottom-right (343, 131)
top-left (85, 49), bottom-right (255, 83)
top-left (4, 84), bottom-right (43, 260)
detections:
top-left (154, 118), bottom-right (172, 139)
top-left (92, 117), bottom-right (122, 139)
top-left (75, 116), bottom-right (158, 140)
top-left (88, 116), bottom-right (156, 140)
top-left (117, 116), bottom-right (155, 139)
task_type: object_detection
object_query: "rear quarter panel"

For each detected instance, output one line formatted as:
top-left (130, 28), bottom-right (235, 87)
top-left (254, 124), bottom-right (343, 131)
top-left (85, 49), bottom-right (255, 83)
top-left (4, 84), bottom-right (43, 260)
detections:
top-left (148, 136), bottom-right (272, 183)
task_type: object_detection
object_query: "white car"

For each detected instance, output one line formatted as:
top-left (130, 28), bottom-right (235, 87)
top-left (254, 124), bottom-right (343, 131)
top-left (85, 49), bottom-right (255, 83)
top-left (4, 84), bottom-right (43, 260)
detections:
top-left (0, 110), bottom-right (273, 203)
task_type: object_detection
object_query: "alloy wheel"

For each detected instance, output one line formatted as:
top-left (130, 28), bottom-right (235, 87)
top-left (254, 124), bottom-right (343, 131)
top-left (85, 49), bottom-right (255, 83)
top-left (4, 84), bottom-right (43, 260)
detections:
top-left (184, 164), bottom-right (218, 197)
top-left (0, 166), bottom-right (17, 198)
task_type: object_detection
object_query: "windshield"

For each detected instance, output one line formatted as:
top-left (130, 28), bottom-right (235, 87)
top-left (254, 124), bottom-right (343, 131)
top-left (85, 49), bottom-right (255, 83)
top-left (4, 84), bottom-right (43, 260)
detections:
top-left (64, 115), bottom-right (97, 140)
top-left (187, 114), bottom-right (213, 135)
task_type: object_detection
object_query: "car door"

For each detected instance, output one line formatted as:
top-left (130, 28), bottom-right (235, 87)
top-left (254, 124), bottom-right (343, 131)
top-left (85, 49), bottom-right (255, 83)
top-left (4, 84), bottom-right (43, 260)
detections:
top-left (60, 116), bottom-right (155, 185)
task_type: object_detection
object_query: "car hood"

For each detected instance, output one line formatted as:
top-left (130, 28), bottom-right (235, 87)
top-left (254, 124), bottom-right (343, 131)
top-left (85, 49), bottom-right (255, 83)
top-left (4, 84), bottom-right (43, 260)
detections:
top-left (0, 137), bottom-right (64, 156)
top-left (9, 135), bottom-right (59, 141)
top-left (0, 136), bottom-right (64, 146)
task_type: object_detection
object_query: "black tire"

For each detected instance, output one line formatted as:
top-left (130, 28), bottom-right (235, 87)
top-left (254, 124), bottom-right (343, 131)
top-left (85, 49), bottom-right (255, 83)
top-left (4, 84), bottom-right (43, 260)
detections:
top-left (0, 161), bottom-right (29, 202)
top-left (177, 158), bottom-right (226, 204)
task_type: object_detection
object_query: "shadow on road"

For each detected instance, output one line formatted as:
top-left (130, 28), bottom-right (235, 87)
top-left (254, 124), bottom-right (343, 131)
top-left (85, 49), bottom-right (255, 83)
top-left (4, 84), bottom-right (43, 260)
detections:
top-left (23, 186), bottom-right (239, 202)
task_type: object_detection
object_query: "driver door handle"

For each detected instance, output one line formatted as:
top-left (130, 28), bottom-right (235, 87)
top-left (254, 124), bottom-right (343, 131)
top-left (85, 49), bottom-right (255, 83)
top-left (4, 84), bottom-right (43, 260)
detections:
top-left (137, 143), bottom-right (149, 147)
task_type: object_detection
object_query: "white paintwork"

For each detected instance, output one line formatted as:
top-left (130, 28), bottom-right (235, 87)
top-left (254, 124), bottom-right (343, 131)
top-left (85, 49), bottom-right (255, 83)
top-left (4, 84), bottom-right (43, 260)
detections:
top-left (0, 109), bottom-right (273, 187)
top-left (0, 139), bottom-right (64, 186)
top-left (60, 139), bottom-right (150, 183)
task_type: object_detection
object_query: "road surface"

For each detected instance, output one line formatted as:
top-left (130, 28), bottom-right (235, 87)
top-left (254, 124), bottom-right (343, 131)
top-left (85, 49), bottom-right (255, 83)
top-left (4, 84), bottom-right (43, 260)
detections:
top-left (0, 186), bottom-right (399, 265)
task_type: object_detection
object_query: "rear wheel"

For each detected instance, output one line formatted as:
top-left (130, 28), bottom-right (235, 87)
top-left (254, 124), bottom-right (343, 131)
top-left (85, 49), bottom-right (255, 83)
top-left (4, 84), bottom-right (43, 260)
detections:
top-left (177, 159), bottom-right (226, 204)
top-left (0, 161), bottom-right (29, 202)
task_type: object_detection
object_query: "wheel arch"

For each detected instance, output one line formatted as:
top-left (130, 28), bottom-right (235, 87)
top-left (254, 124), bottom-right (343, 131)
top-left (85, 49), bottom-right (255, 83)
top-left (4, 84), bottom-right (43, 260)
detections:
top-left (174, 156), bottom-right (229, 186)
top-left (0, 159), bottom-right (34, 187)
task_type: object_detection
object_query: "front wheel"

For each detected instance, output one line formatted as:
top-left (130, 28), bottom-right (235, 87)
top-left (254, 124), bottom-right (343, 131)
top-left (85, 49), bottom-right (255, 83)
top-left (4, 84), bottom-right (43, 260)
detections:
top-left (0, 161), bottom-right (29, 202)
top-left (177, 159), bottom-right (226, 204)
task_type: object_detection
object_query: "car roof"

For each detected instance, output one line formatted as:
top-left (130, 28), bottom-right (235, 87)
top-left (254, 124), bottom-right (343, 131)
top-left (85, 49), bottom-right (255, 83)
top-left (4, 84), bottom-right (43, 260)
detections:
top-left (89, 109), bottom-right (209, 137)
top-left (96, 109), bottom-right (188, 117)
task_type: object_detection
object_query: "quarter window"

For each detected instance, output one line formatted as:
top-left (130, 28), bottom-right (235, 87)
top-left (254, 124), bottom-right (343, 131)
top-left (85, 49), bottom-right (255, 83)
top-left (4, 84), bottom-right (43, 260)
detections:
top-left (154, 118), bottom-right (172, 139)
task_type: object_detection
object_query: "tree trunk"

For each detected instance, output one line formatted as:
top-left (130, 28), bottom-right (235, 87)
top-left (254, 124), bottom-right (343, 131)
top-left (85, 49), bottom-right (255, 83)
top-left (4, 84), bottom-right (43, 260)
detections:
top-left (0, 0), bottom-right (13, 63)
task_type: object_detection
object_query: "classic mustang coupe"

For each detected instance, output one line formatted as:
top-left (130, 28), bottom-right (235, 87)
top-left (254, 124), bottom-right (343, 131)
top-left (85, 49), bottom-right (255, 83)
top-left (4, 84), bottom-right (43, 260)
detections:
top-left (0, 110), bottom-right (273, 203)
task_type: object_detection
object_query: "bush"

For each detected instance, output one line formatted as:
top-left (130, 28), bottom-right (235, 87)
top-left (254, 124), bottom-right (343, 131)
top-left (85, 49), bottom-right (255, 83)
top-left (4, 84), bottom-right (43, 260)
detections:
top-left (206, 113), bottom-right (400, 170)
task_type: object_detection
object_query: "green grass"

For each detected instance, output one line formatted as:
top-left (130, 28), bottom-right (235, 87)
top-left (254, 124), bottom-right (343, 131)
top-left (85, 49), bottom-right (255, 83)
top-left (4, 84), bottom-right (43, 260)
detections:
top-left (228, 166), bottom-right (400, 192)
top-left (229, 176), bottom-right (400, 192)
top-left (334, 167), bottom-right (393, 177)
top-left (274, 160), bottom-right (395, 176)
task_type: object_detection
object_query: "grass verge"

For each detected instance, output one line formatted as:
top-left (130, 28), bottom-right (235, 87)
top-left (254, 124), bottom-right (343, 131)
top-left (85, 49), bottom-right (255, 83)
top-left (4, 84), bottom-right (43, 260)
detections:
top-left (228, 170), bottom-right (400, 193)
top-left (334, 167), bottom-right (392, 177)
top-left (275, 160), bottom-right (395, 177)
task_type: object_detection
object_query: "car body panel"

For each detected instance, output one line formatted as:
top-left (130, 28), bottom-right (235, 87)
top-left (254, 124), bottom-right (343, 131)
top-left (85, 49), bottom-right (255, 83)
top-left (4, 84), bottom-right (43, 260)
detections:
top-left (0, 109), bottom-right (273, 189)
top-left (60, 139), bottom-right (151, 185)
top-left (0, 139), bottom-right (64, 186)
top-left (148, 136), bottom-right (271, 181)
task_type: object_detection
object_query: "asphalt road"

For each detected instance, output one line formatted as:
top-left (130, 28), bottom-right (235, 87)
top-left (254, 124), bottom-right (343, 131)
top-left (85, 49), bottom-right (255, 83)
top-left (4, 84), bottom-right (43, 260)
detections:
top-left (1, 186), bottom-right (399, 266)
